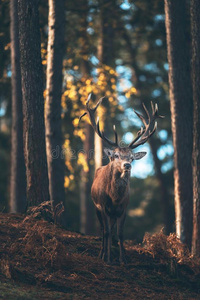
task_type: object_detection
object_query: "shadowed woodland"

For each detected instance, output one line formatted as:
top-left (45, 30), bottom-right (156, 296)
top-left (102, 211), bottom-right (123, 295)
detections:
top-left (0, 0), bottom-right (200, 298)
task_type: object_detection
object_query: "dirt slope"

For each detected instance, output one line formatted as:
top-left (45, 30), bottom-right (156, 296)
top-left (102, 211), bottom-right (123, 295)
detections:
top-left (0, 210), bottom-right (199, 300)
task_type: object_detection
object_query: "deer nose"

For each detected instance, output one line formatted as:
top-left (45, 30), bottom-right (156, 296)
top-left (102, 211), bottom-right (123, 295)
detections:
top-left (123, 163), bottom-right (131, 170)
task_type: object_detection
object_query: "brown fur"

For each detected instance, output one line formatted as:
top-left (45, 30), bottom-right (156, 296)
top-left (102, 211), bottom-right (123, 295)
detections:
top-left (91, 162), bottom-right (129, 216)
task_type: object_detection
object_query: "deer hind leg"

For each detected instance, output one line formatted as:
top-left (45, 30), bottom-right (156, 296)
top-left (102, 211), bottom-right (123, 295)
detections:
top-left (117, 211), bottom-right (127, 264)
top-left (96, 209), bottom-right (104, 259)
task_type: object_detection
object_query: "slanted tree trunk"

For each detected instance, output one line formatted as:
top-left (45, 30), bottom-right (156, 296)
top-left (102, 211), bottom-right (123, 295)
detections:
top-left (10, 0), bottom-right (26, 212)
top-left (79, 0), bottom-right (95, 235)
top-left (191, 0), bottom-right (200, 256)
top-left (45, 0), bottom-right (66, 222)
top-left (164, 0), bottom-right (193, 249)
top-left (18, 0), bottom-right (49, 206)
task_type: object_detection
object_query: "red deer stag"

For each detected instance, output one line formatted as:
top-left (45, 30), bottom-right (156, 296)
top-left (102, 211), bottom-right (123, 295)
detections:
top-left (80, 94), bottom-right (164, 264)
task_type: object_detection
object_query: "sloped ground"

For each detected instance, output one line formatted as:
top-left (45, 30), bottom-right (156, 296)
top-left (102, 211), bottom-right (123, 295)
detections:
top-left (0, 205), bottom-right (200, 300)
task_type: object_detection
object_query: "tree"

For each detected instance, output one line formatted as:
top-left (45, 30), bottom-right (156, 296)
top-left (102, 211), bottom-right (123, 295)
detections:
top-left (18, 0), bottom-right (49, 206)
top-left (191, 0), bottom-right (200, 256)
top-left (164, 0), bottom-right (193, 249)
top-left (9, 0), bottom-right (26, 212)
top-left (45, 0), bottom-right (66, 220)
top-left (79, 0), bottom-right (95, 235)
top-left (95, 0), bottom-right (116, 170)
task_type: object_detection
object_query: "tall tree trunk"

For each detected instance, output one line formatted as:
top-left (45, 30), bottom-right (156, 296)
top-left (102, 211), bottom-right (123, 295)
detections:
top-left (191, 0), bottom-right (200, 256)
top-left (10, 0), bottom-right (26, 213)
top-left (95, 0), bottom-right (116, 169)
top-left (80, 123), bottom-right (95, 234)
top-left (164, 0), bottom-right (193, 249)
top-left (45, 0), bottom-right (66, 222)
top-left (79, 0), bottom-right (95, 235)
top-left (18, 0), bottom-right (49, 206)
top-left (98, 0), bottom-right (115, 66)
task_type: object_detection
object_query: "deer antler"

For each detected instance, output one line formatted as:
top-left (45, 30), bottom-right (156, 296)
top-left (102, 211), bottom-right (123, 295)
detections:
top-left (80, 94), bottom-right (164, 149)
top-left (79, 94), bottom-right (119, 147)
top-left (128, 102), bottom-right (164, 149)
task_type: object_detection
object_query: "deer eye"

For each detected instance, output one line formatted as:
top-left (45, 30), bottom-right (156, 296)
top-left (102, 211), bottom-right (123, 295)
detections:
top-left (114, 153), bottom-right (119, 159)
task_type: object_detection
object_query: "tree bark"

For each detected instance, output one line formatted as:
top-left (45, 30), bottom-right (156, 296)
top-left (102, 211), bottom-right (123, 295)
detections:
top-left (10, 0), bottom-right (26, 213)
top-left (79, 0), bottom-right (95, 235)
top-left (45, 0), bottom-right (66, 220)
top-left (80, 123), bottom-right (95, 235)
top-left (18, 0), bottom-right (49, 206)
top-left (164, 0), bottom-right (193, 249)
top-left (95, 0), bottom-right (116, 168)
top-left (191, 0), bottom-right (200, 256)
top-left (98, 0), bottom-right (115, 65)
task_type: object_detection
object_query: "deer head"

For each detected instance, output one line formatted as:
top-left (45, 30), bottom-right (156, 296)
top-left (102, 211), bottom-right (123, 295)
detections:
top-left (103, 147), bottom-right (146, 178)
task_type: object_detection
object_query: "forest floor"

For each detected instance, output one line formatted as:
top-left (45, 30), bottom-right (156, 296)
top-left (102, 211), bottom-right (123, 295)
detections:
top-left (0, 203), bottom-right (200, 300)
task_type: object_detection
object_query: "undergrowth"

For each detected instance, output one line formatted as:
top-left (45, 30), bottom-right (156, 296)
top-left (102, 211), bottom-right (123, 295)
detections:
top-left (0, 203), bottom-right (199, 299)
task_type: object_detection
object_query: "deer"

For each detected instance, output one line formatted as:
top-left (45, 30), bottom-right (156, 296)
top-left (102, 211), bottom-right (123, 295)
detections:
top-left (80, 94), bottom-right (164, 264)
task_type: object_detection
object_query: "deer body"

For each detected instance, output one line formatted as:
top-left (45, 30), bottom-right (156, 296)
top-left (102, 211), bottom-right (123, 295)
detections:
top-left (92, 155), bottom-right (129, 264)
top-left (91, 148), bottom-right (145, 263)
top-left (80, 94), bottom-right (163, 264)
top-left (92, 160), bottom-right (129, 209)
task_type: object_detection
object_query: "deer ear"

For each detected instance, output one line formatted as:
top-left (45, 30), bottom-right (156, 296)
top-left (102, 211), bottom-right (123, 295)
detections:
top-left (133, 152), bottom-right (147, 160)
top-left (104, 148), bottom-right (113, 158)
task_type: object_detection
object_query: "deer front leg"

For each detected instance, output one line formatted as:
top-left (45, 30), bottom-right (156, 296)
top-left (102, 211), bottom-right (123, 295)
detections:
top-left (117, 211), bottom-right (127, 264)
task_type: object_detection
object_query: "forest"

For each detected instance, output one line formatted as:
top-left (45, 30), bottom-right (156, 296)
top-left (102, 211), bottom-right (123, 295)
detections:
top-left (0, 0), bottom-right (200, 299)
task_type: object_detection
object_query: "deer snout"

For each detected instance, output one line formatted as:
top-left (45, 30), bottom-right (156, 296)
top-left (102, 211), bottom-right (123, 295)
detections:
top-left (123, 162), bottom-right (131, 170)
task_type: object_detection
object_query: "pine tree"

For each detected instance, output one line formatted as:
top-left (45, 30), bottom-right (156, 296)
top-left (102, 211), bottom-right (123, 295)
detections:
top-left (191, 0), bottom-right (200, 256)
top-left (45, 0), bottom-right (66, 223)
top-left (164, 0), bottom-right (193, 248)
top-left (10, 0), bottom-right (26, 212)
top-left (18, 0), bottom-right (49, 206)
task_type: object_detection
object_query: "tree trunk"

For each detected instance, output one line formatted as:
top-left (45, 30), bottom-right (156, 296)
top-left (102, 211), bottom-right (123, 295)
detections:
top-left (95, 0), bottom-right (116, 169)
top-left (98, 0), bottom-right (115, 66)
top-left (80, 123), bottom-right (95, 234)
top-left (45, 0), bottom-right (66, 222)
top-left (164, 0), bottom-right (193, 249)
top-left (94, 133), bottom-right (103, 170)
top-left (191, 0), bottom-right (200, 256)
top-left (10, 0), bottom-right (26, 213)
top-left (79, 0), bottom-right (95, 235)
top-left (18, 0), bottom-right (49, 206)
